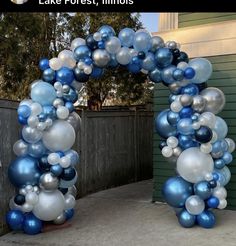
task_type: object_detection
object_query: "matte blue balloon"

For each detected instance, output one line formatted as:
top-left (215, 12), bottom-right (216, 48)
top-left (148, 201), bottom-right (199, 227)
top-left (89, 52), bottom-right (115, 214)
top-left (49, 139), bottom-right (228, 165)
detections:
top-left (162, 176), bottom-right (193, 208)
top-left (56, 67), bottom-right (75, 85)
top-left (149, 68), bottom-right (162, 83)
top-left (65, 209), bottom-right (74, 220)
top-left (31, 81), bottom-right (57, 106)
top-left (18, 115), bottom-right (28, 125)
top-left (91, 66), bottom-right (104, 78)
top-left (65, 102), bottom-right (74, 113)
top-left (194, 181), bottom-right (212, 200)
top-left (74, 45), bottom-right (91, 61)
top-left (167, 110), bottom-right (180, 126)
top-left (8, 156), bottom-right (41, 188)
top-left (23, 213), bottom-right (42, 235)
top-left (214, 159), bottom-right (226, 169)
top-left (181, 84), bottom-right (199, 96)
top-left (222, 152), bottom-right (233, 165)
top-left (39, 58), bottom-right (49, 71)
top-left (43, 68), bottom-right (55, 82)
top-left (178, 210), bottom-right (196, 228)
top-left (184, 67), bottom-right (195, 79)
top-left (173, 69), bottom-right (184, 81)
top-left (6, 210), bottom-right (24, 231)
top-left (178, 134), bottom-right (198, 150)
top-left (17, 105), bottom-right (31, 118)
top-left (98, 25), bottom-right (116, 37)
top-left (74, 67), bottom-right (89, 82)
top-left (63, 89), bottom-right (78, 103)
top-left (207, 197), bottom-right (219, 209)
top-left (177, 118), bottom-right (194, 135)
top-left (179, 107), bottom-right (193, 119)
top-left (195, 126), bottom-right (213, 143)
top-left (155, 109), bottom-right (177, 138)
top-left (118, 28), bottom-right (135, 47)
top-left (155, 48), bottom-right (173, 68)
top-left (28, 141), bottom-right (47, 158)
top-left (50, 164), bottom-right (63, 176)
top-left (197, 210), bottom-right (216, 228)
top-left (161, 65), bottom-right (176, 84)
top-left (141, 52), bottom-right (156, 71)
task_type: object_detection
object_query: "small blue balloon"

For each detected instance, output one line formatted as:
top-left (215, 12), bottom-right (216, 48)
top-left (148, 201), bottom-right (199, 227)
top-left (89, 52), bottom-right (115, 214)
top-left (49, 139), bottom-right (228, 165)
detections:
top-left (39, 58), bottom-right (49, 71)
top-left (181, 84), bottom-right (199, 96)
top-left (168, 94), bottom-right (178, 104)
top-left (127, 58), bottom-right (141, 73)
top-left (74, 45), bottom-right (91, 61)
top-left (167, 110), bottom-right (180, 126)
top-left (85, 58), bottom-right (93, 65)
top-left (118, 28), bottom-right (135, 47)
top-left (43, 105), bottom-right (56, 119)
top-left (17, 105), bottom-right (31, 118)
top-left (197, 210), bottom-right (216, 228)
top-left (98, 25), bottom-right (116, 37)
top-left (161, 65), bottom-right (176, 84)
top-left (184, 67), bottom-right (195, 79)
top-left (162, 176), bottom-right (193, 208)
top-left (207, 197), bottom-right (219, 209)
top-left (86, 34), bottom-right (98, 50)
top-left (60, 167), bottom-right (76, 181)
top-left (6, 210), bottom-right (24, 231)
top-left (212, 141), bottom-right (223, 153)
top-left (178, 210), bottom-right (196, 228)
top-left (214, 166), bottom-right (231, 186)
top-left (179, 107), bottom-right (193, 119)
top-left (178, 134), bottom-right (198, 150)
top-left (28, 141), bottom-right (47, 159)
top-left (221, 140), bottom-right (229, 152)
top-left (63, 89), bottom-right (78, 103)
top-left (38, 155), bottom-right (50, 172)
top-left (133, 32), bottom-right (152, 52)
top-left (65, 102), bottom-right (74, 113)
top-left (222, 152), bottom-right (233, 165)
top-left (108, 55), bottom-right (118, 68)
top-left (23, 213), bottom-right (42, 235)
top-left (50, 164), bottom-right (63, 176)
top-left (98, 40), bottom-right (105, 49)
top-left (65, 150), bottom-right (79, 166)
top-left (18, 115), bottom-right (28, 125)
top-left (43, 68), bottom-right (55, 82)
top-left (194, 181), bottom-right (212, 200)
top-left (74, 67), bottom-right (89, 82)
top-left (212, 172), bottom-right (219, 181)
top-left (91, 66), bottom-right (104, 78)
top-left (149, 68), bottom-right (162, 83)
top-left (141, 52), bottom-right (156, 71)
top-left (56, 67), bottom-right (75, 85)
top-left (173, 69), bottom-right (184, 81)
top-left (65, 209), bottom-right (75, 220)
top-left (177, 118), bottom-right (194, 135)
top-left (214, 159), bottom-right (226, 169)
top-left (155, 48), bottom-right (173, 68)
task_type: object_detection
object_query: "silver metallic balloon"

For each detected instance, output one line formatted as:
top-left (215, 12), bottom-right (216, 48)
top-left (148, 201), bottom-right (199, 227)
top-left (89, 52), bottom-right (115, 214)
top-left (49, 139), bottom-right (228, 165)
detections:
top-left (92, 49), bottom-right (111, 67)
top-left (169, 82), bottom-right (181, 95)
top-left (173, 147), bottom-right (182, 157)
top-left (185, 195), bottom-right (205, 215)
top-left (192, 95), bottom-right (206, 113)
top-left (63, 85), bottom-right (70, 93)
top-left (33, 190), bottom-right (65, 221)
top-left (39, 172), bottom-right (59, 191)
top-left (150, 36), bottom-right (164, 52)
top-left (64, 194), bottom-right (76, 210)
top-left (67, 112), bottom-right (81, 132)
top-left (200, 87), bottom-right (226, 114)
top-left (53, 212), bottom-right (66, 225)
top-left (166, 41), bottom-right (177, 50)
top-left (67, 185), bottom-right (78, 198)
top-left (22, 126), bottom-right (43, 144)
top-left (180, 94), bottom-right (193, 107)
top-left (13, 140), bottom-right (28, 157)
top-left (53, 98), bottom-right (64, 108)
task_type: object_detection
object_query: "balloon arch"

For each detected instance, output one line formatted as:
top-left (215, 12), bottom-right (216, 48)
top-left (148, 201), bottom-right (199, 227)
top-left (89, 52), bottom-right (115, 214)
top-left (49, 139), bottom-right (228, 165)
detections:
top-left (6, 25), bottom-right (235, 234)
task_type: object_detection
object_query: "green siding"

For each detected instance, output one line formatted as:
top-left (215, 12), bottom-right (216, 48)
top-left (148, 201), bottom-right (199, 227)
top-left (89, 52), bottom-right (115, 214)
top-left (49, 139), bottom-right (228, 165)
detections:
top-left (179, 13), bottom-right (236, 28)
top-left (153, 54), bottom-right (236, 210)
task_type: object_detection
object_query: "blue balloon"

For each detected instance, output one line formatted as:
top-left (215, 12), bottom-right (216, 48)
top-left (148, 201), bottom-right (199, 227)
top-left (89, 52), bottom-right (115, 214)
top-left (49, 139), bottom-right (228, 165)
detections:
top-left (155, 48), bottom-right (173, 68)
top-left (74, 45), bottom-right (91, 61)
top-left (221, 140), bottom-right (229, 152)
top-left (43, 68), bottom-right (55, 82)
top-left (195, 126), bottom-right (213, 143)
top-left (18, 115), bottom-right (28, 125)
top-left (65, 209), bottom-right (74, 220)
top-left (212, 141), bottom-right (223, 153)
top-left (60, 167), bottom-right (76, 181)
top-left (149, 68), bottom-right (162, 83)
top-left (155, 109), bottom-right (177, 138)
top-left (17, 105), bottom-right (31, 118)
top-left (184, 67), bottom-right (195, 79)
top-left (178, 135), bottom-right (198, 150)
top-left (28, 141), bottom-right (47, 158)
top-left (98, 40), bottom-right (105, 49)
top-left (178, 210), bottom-right (196, 228)
top-left (179, 107), bottom-right (193, 119)
top-left (108, 55), bottom-right (118, 68)
top-left (207, 197), bottom-right (219, 209)
top-left (86, 34), bottom-right (98, 50)
top-left (127, 57), bottom-right (142, 73)
top-left (118, 28), bottom-right (135, 47)
top-left (38, 155), bottom-right (50, 172)
top-left (65, 150), bottom-right (79, 166)
top-left (214, 159), bottom-right (226, 169)
top-left (8, 156), bottom-right (41, 188)
top-left (197, 210), bottom-right (216, 228)
top-left (181, 84), bottom-right (199, 96)
top-left (85, 58), bottom-right (93, 65)
top-left (141, 52), bottom-right (156, 71)
top-left (6, 210), bottom-right (24, 231)
top-left (65, 102), bottom-right (74, 113)
top-left (98, 25), bottom-right (116, 37)
top-left (194, 181), bottom-right (212, 200)
top-left (222, 152), bottom-right (233, 165)
top-left (162, 176), bottom-right (193, 208)
top-left (214, 166), bottom-right (231, 186)
top-left (39, 58), bottom-right (49, 71)
top-left (74, 67), bottom-right (89, 82)
top-left (38, 113), bottom-right (47, 122)
top-left (213, 117), bottom-right (228, 140)
top-left (177, 118), bottom-right (194, 135)
top-left (167, 110), bottom-right (180, 126)
top-left (91, 66), bottom-right (104, 78)
top-left (173, 69), bottom-right (184, 81)
top-left (31, 81), bottom-right (57, 106)
top-left (50, 164), bottom-right (63, 176)
top-left (23, 213), bottom-right (42, 235)
top-left (43, 105), bottom-right (56, 119)
top-left (168, 94), bottom-right (178, 104)
top-left (63, 89), bottom-right (78, 103)
top-left (161, 65), bottom-right (176, 84)
top-left (56, 67), bottom-right (75, 85)
top-left (133, 32), bottom-right (152, 52)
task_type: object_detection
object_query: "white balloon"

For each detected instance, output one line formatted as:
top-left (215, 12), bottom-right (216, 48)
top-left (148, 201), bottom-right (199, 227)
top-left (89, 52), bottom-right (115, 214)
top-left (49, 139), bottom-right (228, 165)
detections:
top-left (170, 101), bottom-right (182, 113)
top-left (225, 138), bottom-right (236, 153)
top-left (48, 153), bottom-right (61, 165)
top-left (200, 143), bottom-right (212, 154)
top-left (116, 47), bottom-right (132, 65)
top-left (25, 192), bottom-right (39, 205)
top-left (58, 50), bottom-right (76, 69)
top-left (199, 112), bottom-right (216, 129)
top-left (167, 136), bottom-right (178, 148)
top-left (205, 172), bottom-right (213, 181)
top-left (218, 199), bottom-right (227, 209)
top-left (162, 146), bottom-right (173, 158)
top-left (37, 122), bottom-right (47, 131)
top-left (56, 106), bottom-right (69, 120)
top-left (64, 194), bottom-right (76, 209)
top-left (49, 58), bottom-right (63, 71)
top-left (93, 32), bottom-right (102, 41)
top-left (71, 38), bottom-right (86, 51)
top-left (185, 195), bottom-right (205, 215)
top-left (27, 116), bottom-right (39, 128)
top-left (54, 81), bottom-right (63, 91)
top-left (13, 140), bottom-right (28, 156)
top-left (213, 186), bottom-right (227, 200)
top-left (83, 65), bottom-right (92, 75)
top-left (22, 203), bottom-right (34, 213)
top-left (60, 156), bottom-right (71, 168)
top-left (30, 103), bottom-right (42, 116)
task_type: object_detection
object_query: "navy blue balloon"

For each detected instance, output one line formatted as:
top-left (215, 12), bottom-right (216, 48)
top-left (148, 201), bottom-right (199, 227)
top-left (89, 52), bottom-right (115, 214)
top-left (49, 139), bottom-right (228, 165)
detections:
top-left (6, 210), bottom-right (24, 231)
top-left (197, 210), bottom-right (216, 228)
top-left (60, 167), bottom-right (76, 181)
top-left (195, 126), bottom-right (213, 143)
top-left (179, 107), bottom-right (193, 119)
top-left (74, 45), bottom-right (91, 61)
top-left (17, 105), bottom-right (31, 118)
top-left (39, 58), bottom-right (49, 71)
top-left (209, 180), bottom-right (217, 188)
top-left (162, 176), bottom-right (193, 208)
top-left (178, 134), bottom-right (199, 150)
top-left (18, 115), bottom-right (28, 125)
top-left (23, 213), bottom-right (42, 235)
top-left (8, 156), bottom-right (41, 188)
top-left (59, 187), bottom-right (68, 194)
top-left (155, 48), bottom-right (173, 68)
top-left (65, 102), bottom-right (74, 113)
top-left (74, 67), bottom-right (90, 82)
top-left (50, 164), bottom-right (63, 177)
top-left (127, 58), bottom-right (141, 73)
top-left (98, 41), bottom-right (105, 49)
top-left (91, 66), bottom-right (104, 78)
top-left (194, 181), bottom-right (212, 200)
top-left (86, 34), bottom-right (98, 50)
top-left (184, 67), bottom-right (195, 79)
top-left (161, 65), bottom-right (176, 84)
top-left (178, 210), bottom-right (196, 228)
top-left (38, 155), bottom-right (50, 172)
top-left (137, 51), bottom-right (146, 60)
top-left (56, 67), bottom-right (74, 85)
top-left (65, 209), bottom-right (74, 220)
top-left (173, 68), bottom-right (184, 81)
top-left (214, 159), bottom-right (225, 169)
top-left (14, 194), bottom-right (25, 205)
top-left (85, 58), bottom-right (93, 65)
top-left (175, 51), bottom-right (189, 64)
top-left (149, 68), bottom-right (162, 83)
top-left (155, 109), bottom-right (177, 138)
top-left (43, 68), bottom-right (55, 82)
top-left (207, 197), bottom-right (219, 209)
top-left (63, 89), bottom-right (78, 103)
top-left (38, 113), bottom-right (47, 122)
top-left (181, 84), bottom-right (199, 96)
top-left (167, 110), bottom-right (180, 126)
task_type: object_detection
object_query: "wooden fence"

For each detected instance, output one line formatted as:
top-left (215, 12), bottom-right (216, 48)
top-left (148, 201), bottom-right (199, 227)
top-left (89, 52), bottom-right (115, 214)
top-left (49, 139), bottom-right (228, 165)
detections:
top-left (0, 99), bottom-right (153, 235)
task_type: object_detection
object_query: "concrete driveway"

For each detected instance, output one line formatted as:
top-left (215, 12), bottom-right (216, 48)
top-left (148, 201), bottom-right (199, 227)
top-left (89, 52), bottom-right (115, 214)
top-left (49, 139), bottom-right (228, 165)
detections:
top-left (1, 180), bottom-right (236, 246)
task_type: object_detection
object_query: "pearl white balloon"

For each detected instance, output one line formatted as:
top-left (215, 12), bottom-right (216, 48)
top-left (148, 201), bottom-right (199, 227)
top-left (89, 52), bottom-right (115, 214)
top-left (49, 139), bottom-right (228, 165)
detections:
top-left (93, 32), bottom-right (102, 41)
top-left (170, 101), bottom-right (183, 112)
top-left (27, 116), bottom-right (39, 128)
top-left (48, 153), bottom-right (61, 165)
top-left (54, 81), bottom-right (63, 91)
top-left (200, 143), bottom-right (212, 154)
top-left (37, 122), bottom-right (47, 131)
top-left (185, 195), bottom-right (205, 215)
top-left (167, 136), bottom-right (178, 148)
top-left (25, 192), bottom-right (39, 205)
top-left (105, 36), bottom-right (121, 54)
top-left (19, 188), bottom-right (27, 195)
top-left (199, 112), bottom-right (216, 129)
top-left (22, 203), bottom-right (34, 213)
top-left (161, 146), bottom-right (173, 158)
top-left (22, 126), bottom-right (43, 144)
top-left (13, 140), bottom-right (28, 156)
top-left (92, 49), bottom-right (111, 67)
top-left (116, 47), bottom-right (132, 65)
top-left (205, 172), bottom-right (213, 181)
top-left (71, 38), bottom-right (86, 51)
top-left (218, 199), bottom-right (227, 209)
top-left (49, 58), bottom-right (63, 71)
top-left (56, 106), bottom-right (69, 120)
top-left (58, 50), bottom-right (76, 69)
top-left (177, 62), bottom-right (189, 70)
top-left (83, 65), bottom-right (92, 75)
top-left (60, 156), bottom-right (71, 168)
top-left (213, 186), bottom-right (227, 200)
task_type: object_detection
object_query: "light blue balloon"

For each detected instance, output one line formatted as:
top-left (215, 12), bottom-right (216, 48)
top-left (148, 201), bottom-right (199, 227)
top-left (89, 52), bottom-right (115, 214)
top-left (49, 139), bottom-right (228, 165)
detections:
top-left (222, 152), bottom-right (233, 165)
top-left (194, 181), bottom-right (212, 200)
top-left (118, 28), bottom-right (135, 47)
top-left (177, 118), bottom-right (194, 135)
top-left (28, 141), bottom-right (47, 158)
top-left (178, 210), bottom-right (196, 228)
top-left (213, 116), bottom-right (228, 140)
top-left (214, 166), bottom-right (231, 186)
top-left (155, 48), bottom-right (173, 68)
top-left (65, 150), bottom-right (80, 166)
top-left (141, 52), bottom-right (156, 71)
top-left (30, 81), bottom-right (56, 106)
top-left (161, 65), bottom-right (176, 84)
top-left (133, 32), bottom-right (152, 52)
top-left (73, 45), bottom-right (91, 61)
top-left (98, 25), bottom-right (116, 37)
top-left (149, 68), bottom-right (162, 83)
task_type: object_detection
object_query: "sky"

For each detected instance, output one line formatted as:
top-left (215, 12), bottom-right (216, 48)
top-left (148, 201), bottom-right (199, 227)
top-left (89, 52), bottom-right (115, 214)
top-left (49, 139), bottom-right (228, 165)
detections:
top-left (140, 13), bottom-right (159, 33)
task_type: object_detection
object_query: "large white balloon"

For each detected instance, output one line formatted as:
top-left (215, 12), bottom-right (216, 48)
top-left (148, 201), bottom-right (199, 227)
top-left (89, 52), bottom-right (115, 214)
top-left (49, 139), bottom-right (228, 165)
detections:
top-left (33, 190), bottom-right (65, 221)
top-left (42, 120), bottom-right (75, 152)
top-left (177, 147), bottom-right (214, 183)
